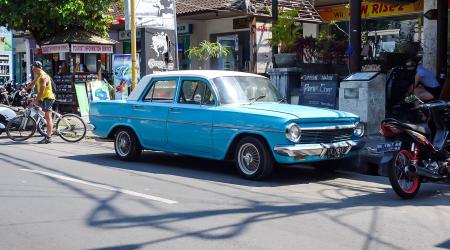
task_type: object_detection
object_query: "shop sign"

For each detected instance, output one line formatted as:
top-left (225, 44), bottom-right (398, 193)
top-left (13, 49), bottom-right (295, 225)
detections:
top-left (177, 24), bottom-right (192, 35)
top-left (233, 17), bottom-right (249, 30)
top-left (71, 44), bottom-right (113, 54)
top-left (318, 0), bottom-right (424, 22)
top-left (41, 44), bottom-right (70, 54)
top-left (125, 0), bottom-right (175, 30)
top-left (118, 29), bottom-right (142, 41)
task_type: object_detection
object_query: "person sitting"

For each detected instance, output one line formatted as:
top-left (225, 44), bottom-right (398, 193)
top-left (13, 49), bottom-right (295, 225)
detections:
top-left (408, 60), bottom-right (441, 101)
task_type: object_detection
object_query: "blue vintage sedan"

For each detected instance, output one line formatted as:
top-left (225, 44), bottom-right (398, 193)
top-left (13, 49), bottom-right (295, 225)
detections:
top-left (90, 71), bottom-right (364, 179)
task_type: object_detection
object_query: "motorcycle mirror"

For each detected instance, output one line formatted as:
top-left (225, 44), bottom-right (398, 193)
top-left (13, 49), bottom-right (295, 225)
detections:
top-left (405, 95), bottom-right (418, 103)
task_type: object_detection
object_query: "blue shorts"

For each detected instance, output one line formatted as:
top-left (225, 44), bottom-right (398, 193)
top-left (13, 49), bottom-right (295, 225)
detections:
top-left (38, 99), bottom-right (55, 112)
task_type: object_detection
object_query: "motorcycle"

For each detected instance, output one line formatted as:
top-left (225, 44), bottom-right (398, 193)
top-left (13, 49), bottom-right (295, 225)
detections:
top-left (378, 95), bottom-right (450, 199)
top-left (0, 83), bottom-right (10, 106)
top-left (0, 105), bottom-right (17, 135)
top-left (10, 85), bottom-right (31, 108)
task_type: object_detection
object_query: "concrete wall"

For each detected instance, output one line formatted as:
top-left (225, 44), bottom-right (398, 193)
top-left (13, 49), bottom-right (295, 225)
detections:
top-left (423, 0), bottom-right (437, 74)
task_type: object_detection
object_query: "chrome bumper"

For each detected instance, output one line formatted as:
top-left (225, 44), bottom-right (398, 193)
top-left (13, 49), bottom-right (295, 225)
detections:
top-left (274, 140), bottom-right (358, 158)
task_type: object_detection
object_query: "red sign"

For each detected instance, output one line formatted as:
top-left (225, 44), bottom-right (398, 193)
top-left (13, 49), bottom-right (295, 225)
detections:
top-left (71, 44), bottom-right (113, 54)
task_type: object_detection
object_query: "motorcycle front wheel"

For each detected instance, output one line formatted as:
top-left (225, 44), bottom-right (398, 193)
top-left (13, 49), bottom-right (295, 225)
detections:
top-left (388, 150), bottom-right (421, 199)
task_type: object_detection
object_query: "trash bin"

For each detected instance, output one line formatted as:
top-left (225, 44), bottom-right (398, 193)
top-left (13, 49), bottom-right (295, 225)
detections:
top-left (339, 72), bottom-right (386, 135)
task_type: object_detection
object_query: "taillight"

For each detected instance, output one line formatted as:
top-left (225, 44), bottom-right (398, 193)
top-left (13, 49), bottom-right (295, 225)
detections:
top-left (379, 124), bottom-right (400, 137)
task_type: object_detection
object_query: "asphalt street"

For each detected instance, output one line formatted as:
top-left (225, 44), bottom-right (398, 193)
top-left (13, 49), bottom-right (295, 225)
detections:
top-left (1, 136), bottom-right (450, 250)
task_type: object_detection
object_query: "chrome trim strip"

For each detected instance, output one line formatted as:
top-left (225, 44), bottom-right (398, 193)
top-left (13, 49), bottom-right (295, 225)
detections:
top-left (274, 140), bottom-right (357, 158)
top-left (91, 114), bottom-right (283, 133)
top-left (300, 124), bottom-right (356, 130)
top-left (213, 123), bottom-right (283, 133)
top-left (91, 114), bottom-right (166, 123)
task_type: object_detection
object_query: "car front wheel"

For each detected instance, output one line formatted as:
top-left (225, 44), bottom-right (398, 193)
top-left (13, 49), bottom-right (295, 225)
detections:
top-left (235, 137), bottom-right (274, 180)
top-left (114, 128), bottom-right (142, 161)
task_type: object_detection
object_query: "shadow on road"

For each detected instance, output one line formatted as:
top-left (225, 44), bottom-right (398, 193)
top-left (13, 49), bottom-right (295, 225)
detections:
top-left (63, 151), bottom-right (351, 187)
top-left (1, 150), bottom-right (450, 250)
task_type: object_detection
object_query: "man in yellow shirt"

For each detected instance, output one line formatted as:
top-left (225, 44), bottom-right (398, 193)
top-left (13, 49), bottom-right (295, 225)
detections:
top-left (23, 61), bottom-right (55, 144)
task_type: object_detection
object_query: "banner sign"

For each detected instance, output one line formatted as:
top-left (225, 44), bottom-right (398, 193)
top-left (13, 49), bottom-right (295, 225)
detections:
top-left (71, 44), bottom-right (113, 54)
top-left (112, 54), bottom-right (140, 100)
top-left (41, 44), bottom-right (70, 54)
top-left (87, 80), bottom-right (111, 102)
top-left (256, 22), bottom-right (272, 74)
top-left (318, 0), bottom-right (424, 22)
top-left (125, 0), bottom-right (175, 30)
top-left (0, 27), bottom-right (13, 53)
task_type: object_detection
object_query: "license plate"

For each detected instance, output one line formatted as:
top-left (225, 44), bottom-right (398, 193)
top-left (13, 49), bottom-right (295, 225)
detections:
top-left (327, 146), bottom-right (349, 159)
top-left (376, 141), bottom-right (402, 153)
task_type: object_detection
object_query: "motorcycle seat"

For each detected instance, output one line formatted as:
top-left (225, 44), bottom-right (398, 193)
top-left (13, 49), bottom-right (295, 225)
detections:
top-left (404, 123), bottom-right (430, 135)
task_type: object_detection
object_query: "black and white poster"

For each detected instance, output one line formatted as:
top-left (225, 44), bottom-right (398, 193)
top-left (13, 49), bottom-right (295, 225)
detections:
top-left (126, 0), bottom-right (175, 30)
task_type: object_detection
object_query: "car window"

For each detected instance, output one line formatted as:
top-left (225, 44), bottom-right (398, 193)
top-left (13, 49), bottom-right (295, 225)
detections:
top-left (178, 80), bottom-right (215, 105)
top-left (143, 80), bottom-right (177, 102)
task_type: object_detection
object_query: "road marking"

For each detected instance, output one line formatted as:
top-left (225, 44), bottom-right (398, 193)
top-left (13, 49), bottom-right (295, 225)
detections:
top-left (19, 169), bottom-right (178, 204)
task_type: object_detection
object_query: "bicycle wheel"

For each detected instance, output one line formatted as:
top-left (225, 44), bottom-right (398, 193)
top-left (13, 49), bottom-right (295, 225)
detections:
top-left (6, 115), bottom-right (37, 141)
top-left (37, 119), bottom-right (47, 137)
top-left (56, 114), bottom-right (87, 142)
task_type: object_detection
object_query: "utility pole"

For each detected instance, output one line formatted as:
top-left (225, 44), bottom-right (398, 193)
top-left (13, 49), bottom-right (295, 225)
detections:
top-left (272, 0), bottom-right (278, 67)
top-left (130, 0), bottom-right (138, 89)
top-left (350, 0), bottom-right (361, 72)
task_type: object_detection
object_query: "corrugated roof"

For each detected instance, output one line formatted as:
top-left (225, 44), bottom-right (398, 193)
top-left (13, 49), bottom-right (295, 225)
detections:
top-left (177, 0), bottom-right (245, 16)
top-left (41, 27), bottom-right (117, 45)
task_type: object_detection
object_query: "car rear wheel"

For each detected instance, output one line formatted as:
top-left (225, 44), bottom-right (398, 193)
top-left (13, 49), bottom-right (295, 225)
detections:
top-left (235, 137), bottom-right (274, 180)
top-left (114, 128), bottom-right (142, 161)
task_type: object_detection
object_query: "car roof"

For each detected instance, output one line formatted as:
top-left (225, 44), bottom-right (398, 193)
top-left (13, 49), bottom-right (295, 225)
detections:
top-left (147, 70), bottom-right (266, 80)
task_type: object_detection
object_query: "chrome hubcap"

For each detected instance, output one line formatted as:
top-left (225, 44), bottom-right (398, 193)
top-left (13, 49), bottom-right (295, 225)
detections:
top-left (116, 131), bottom-right (131, 156)
top-left (238, 143), bottom-right (261, 175)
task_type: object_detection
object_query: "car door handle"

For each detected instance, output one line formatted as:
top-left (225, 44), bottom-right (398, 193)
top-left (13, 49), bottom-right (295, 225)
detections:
top-left (169, 107), bottom-right (180, 113)
top-left (133, 104), bottom-right (143, 109)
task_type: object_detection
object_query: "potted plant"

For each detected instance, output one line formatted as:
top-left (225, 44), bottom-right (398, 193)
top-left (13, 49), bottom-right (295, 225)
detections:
top-left (267, 8), bottom-right (302, 67)
top-left (185, 40), bottom-right (231, 69)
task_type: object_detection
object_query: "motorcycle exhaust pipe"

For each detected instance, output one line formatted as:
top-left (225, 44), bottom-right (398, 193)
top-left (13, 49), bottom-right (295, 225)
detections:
top-left (416, 167), bottom-right (443, 180)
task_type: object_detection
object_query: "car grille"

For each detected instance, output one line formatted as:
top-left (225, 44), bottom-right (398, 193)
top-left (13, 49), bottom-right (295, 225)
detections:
top-left (300, 128), bottom-right (354, 144)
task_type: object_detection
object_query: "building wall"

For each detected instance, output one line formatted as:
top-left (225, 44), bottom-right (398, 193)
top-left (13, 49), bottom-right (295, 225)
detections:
top-left (178, 16), bottom-right (249, 69)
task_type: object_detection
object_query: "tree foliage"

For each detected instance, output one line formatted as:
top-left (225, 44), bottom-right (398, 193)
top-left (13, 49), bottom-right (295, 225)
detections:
top-left (0, 0), bottom-right (115, 44)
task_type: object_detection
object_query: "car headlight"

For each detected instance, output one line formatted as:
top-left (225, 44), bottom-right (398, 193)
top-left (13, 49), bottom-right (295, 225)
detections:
top-left (354, 122), bottom-right (365, 137)
top-left (286, 123), bottom-right (301, 143)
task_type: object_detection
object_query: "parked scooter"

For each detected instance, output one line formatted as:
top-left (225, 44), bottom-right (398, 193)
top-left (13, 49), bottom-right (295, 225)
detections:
top-left (378, 95), bottom-right (450, 199)
top-left (0, 83), bottom-right (10, 106)
top-left (11, 85), bottom-right (31, 108)
top-left (0, 105), bottom-right (17, 135)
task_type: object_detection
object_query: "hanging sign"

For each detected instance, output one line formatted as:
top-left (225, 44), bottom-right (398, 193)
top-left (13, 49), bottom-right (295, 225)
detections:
top-left (318, 0), bottom-right (424, 22)
top-left (125, 0), bottom-right (175, 30)
top-left (42, 44), bottom-right (70, 54)
top-left (71, 44), bottom-right (113, 54)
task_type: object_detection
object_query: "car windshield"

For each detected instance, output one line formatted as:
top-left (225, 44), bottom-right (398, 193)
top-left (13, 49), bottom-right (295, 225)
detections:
top-left (213, 76), bottom-right (282, 104)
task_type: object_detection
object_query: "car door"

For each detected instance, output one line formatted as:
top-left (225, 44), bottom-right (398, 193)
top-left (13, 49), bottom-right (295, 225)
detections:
top-left (167, 77), bottom-right (216, 155)
top-left (131, 77), bottom-right (178, 147)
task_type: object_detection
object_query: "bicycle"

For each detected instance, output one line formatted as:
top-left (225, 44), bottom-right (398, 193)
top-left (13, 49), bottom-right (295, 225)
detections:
top-left (6, 105), bottom-right (87, 142)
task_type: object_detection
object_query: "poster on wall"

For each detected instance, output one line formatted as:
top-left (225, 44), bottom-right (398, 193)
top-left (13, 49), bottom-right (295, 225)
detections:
top-left (256, 22), bottom-right (272, 74)
top-left (145, 29), bottom-right (176, 74)
top-left (87, 80), bottom-right (111, 102)
top-left (113, 54), bottom-right (140, 100)
top-left (0, 26), bottom-right (13, 83)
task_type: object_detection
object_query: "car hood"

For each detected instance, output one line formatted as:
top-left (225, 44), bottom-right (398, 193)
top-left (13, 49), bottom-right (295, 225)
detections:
top-left (239, 103), bottom-right (358, 122)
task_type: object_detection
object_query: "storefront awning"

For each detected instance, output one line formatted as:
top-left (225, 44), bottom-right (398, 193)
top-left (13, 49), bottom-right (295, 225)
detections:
top-left (41, 27), bottom-right (116, 54)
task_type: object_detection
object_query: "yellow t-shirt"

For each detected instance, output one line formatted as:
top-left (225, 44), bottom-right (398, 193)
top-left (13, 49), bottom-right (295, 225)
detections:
top-left (36, 73), bottom-right (55, 100)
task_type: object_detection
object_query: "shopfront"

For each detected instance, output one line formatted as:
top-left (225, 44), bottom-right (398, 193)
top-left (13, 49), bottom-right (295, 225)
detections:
top-left (317, 0), bottom-right (424, 71)
top-left (39, 28), bottom-right (116, 114)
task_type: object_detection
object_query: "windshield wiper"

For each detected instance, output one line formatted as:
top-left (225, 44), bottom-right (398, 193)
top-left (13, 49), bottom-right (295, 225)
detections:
top-left (248, 95), bottom-right (266, 104)
top-left (278, 96), bottom-right (287, 103)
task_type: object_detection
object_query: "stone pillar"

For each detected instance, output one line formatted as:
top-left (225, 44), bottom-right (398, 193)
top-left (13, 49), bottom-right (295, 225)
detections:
top-left (303, 23), bottom-right (319, 38)
top-left (423, 0), bottom-right (437, 74)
